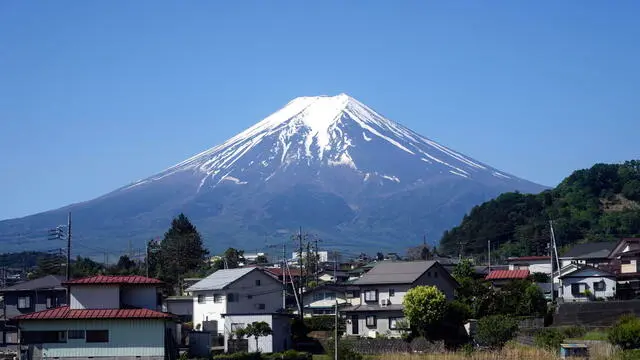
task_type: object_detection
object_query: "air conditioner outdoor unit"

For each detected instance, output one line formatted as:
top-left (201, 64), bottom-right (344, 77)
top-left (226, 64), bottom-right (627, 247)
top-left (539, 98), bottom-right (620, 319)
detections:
top-left (381, 299), bottom-right (390, 307)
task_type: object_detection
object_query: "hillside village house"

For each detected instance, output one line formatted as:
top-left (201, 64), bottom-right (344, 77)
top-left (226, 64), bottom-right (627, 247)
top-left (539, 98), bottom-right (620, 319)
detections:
top-left (13, 275), bottom-right (176, 360)
top-left (557, 265), bottom-right (617, 302)
top-left (484, 269), bottom-right (530, 288)
top-left (342, 261), bottom-right (458, 338)
top-left (559, 242), bottom-right (616, 268)
top-left (506, 256), bottom-right (551, 274)
top-left (186, 268), bottom-right (283, 337)
top-left (301, 284), bottom-right (361, 316)
top-left (1, 275), bottom-right (66, 349)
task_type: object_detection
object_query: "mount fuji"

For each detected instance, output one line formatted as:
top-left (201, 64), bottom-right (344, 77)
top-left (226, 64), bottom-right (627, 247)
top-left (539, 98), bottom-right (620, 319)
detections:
top-left (0, 94), bottom-right (546, 254)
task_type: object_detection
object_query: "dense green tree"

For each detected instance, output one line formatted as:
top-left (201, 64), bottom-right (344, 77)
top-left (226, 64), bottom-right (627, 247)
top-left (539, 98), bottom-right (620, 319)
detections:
top-left (403, 286), bottom-right (447, 336)
top-left (439, 160), bottom-right (640, 258)
top-left (212, 248), bottom-right (245, 270)
top-left (475, 315), bottom-right (519, 350)
top-left (72, 256), bottom-right (105, 277)
top-left (156, 214), bottom-right (209, 291)
top-left (608, 314), bottom-right (640, 350)
top-left (452, 259), bottom-right (475, 281)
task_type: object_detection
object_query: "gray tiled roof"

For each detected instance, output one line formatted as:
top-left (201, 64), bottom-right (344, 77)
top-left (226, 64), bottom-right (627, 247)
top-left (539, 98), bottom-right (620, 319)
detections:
top-left (2, 275), bottom-right (65, 292)
top-left (353, 261), bottom-right (437, 285)
top-left (186, 267), bottom-right (255, 292)
top-left (560, 242), bottom-right (615, 259)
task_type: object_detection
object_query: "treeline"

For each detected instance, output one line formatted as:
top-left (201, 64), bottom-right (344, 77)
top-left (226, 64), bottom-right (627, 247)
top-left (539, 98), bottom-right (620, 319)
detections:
top-left (439, 160), bottom-right (640, 258)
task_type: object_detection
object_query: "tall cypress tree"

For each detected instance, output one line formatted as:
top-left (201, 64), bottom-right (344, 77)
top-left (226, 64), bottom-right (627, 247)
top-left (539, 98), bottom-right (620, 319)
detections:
top-left (158, 213), bottom-right (209, 292)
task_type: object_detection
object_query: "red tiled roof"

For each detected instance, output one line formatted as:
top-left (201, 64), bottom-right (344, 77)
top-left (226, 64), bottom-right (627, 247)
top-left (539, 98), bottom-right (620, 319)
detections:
top-left (506, 256), bottom-right (550, 262)
top-left (63, 275), bottom-right (163, 286)
top-left (13, 306), bottom-right (172, 321)
top-left (264, 268), bottom-right (301, 277)
top-left (485, 269), bottom-right (530, 280)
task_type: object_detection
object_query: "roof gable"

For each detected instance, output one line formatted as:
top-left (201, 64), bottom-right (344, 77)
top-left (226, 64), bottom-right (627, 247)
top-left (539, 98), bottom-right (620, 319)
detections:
top-left (63, 275), bottom-right (163, 286)
top-left (353, 261), bottom-right (437, 285)
top-left (610, 238), bottom-right (640, 258)
top-left (559, 266), bottom-right (616, 279)
top-left (186, 267), bottom-right (259, 291)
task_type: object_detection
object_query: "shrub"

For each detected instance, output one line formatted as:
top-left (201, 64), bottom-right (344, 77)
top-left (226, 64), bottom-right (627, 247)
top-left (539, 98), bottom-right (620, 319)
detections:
top-left (212, 352), bottom-right (263, 360)
top-left (534, 328), bottom-right (564, 351)
top-left (560, 325), bottom-right (587, 339)
top-left (609, 314), bottom-right (640, 350)
top-left (323, 339), bottom-right (363, 360)
top-left (304, 315), bottom-right (345, 335)
top-left (475, 315), bottom-right (519, 350)
top-left (264, 350), bottom-right (312, 360)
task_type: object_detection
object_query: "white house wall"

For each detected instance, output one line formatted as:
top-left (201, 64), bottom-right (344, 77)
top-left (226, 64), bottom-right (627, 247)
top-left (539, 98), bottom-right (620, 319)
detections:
top-left (19, 319), bottom-right (165, 359)
top-left (70, 285), bottom-right (119, 309)
top-left (223, 314), bottom-right (290, 353)
top-left (121, 287), bottom-right (157, 310)
top-left (559, 269), bottom-right (617, 302)
top-left (346, 310), bottom-right (405, 338)
top-left (192, 270), bottom-right (282, 335)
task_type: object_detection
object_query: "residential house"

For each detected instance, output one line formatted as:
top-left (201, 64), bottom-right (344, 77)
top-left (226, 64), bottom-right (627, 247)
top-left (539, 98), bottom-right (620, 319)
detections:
top-left (263, 267), bottom-right (301, 285)
top-left (1, 275), bottom-right (66, 349)
top-left (485, 269), bottom-right (530, 288)
top-left (301, 284), bottom-right (361, 316)
top-left (343, 261), bottom-right (458, 338)
top-left (558, 265), bottom-right (617, 302)
top-left (606, 238), bottom-right (640, 299)
top-left (163, 296), bottom-right (193, 323)
top-left (291, 251), bottom-right (329, 263)
top-left (317, 270), bottom-right (350, 284)
top-left (222, 313), bottom-right (292, 353)
top-left (559, 242), bottom-right (616, 268)
top-left (506, 256), bottom-right (552, 274)
top-left (186, 268), bottom-right (283, 337)
top-left (13, 275), bottom-right (176, 360)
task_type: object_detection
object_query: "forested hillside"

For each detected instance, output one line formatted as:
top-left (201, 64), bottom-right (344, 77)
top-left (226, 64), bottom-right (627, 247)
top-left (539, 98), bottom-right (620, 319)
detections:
top-left (439, 161), bottom-right (640, 259)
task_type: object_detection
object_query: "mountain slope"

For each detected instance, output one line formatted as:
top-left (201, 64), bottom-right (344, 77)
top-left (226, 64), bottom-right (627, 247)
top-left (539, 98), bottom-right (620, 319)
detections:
top-left (438, 161), bottom-right (640, 259)
top-left (0, 94), bottom-right (546, 253)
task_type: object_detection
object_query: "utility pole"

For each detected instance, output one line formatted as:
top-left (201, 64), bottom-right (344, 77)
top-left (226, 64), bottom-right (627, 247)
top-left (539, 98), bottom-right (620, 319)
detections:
top-left (488, 240), bottom-right (491, 272)
top-left (314, 238), bottom-right (320, 285)
top-left (282, 240), bottom-right (287, 310)
top-left (66, 212), bottom-right (71, 282)
top-left (334, 251), bottom-right (338, 360)
top-left (293, 226), bottom-right (305, 320)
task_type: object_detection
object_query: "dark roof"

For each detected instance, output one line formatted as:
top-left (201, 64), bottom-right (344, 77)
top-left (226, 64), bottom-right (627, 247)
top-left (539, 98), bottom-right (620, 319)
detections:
top-left (485, 269), bottom-right (530, 280)
top-left (2, 275), bottom-right (65, 292)
top-left (342, 304), bottom-right (404, 312)
top-left (13, 306), bottom-right (173, 320)
top-left (264, 267), bottom-right (302, 277)
top-left (560, 242), bottom-right (616, 259)
top-left (64, 275), bottom-right (163, 286)
top-left (353, 261), bottom-right (437, 285)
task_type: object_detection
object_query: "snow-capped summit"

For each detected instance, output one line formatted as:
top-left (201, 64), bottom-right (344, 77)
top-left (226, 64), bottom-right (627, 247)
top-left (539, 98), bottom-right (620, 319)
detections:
top-left (128, 94), bottom-right (525, 194)
top-left (0, 94), bottom-right (546, 254)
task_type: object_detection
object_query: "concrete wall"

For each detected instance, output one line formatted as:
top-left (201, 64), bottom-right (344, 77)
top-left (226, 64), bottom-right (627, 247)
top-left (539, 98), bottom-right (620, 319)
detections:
top-left (120, 287), bottom-right (157, 310)
top-left (70, 286), bottom-right (119, 309)
top-left (19, 319), bottom-right (166, 358)
top-left (222, 314), bottom-right (290, 353)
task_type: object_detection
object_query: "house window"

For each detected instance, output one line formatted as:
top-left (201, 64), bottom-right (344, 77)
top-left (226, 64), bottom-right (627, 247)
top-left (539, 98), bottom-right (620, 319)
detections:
top-left (594, 281), bottom-right (606, 292)
top-left (214, 294), bottom-right (223, 303)
top-left (17, 296), bottom-right (31, 309)
top-left (228, 293), bottom-right (237, 302)
top-left (571, 283), bottom-right (587, 296)
top-left (434, 271), bottom-right (438, 278)
top-left (427, 272), bottom-right (431, 277)
top-left (389, 317), bottom-right (405, 330)
top-left (364, 290), bottom-right (378, 302)
top-left (255, 279), bottom-right (261, 286)
top-left (86, 330), bottom-right (109, 343)
top-left (46, 296), bottom-right (56, 309)
top-left (197, 295), bottom-right (206, 304)
top-left (21, 331), bottom-right (66, 344)
top-left (68, 330), bottom-right (85, 339)
top-left (256, 303), bottom-right (266, 310)
top-left (389, 289), bottom-right (395, 297)
top-left (366, 315), bottom-right (377, 327)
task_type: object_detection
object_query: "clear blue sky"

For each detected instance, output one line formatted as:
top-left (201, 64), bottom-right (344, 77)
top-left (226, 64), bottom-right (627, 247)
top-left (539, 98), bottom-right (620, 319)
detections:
top-left (1, 1), bottom-right (639, 220)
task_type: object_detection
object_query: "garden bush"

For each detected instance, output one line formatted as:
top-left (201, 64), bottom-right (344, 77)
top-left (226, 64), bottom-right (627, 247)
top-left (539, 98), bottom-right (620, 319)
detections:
top-left (609, 314), bottom-right (640, 350)
top-left (475, 315), bottom-right (519, 350)
top-left (534, 328), bottom-right (565, 351)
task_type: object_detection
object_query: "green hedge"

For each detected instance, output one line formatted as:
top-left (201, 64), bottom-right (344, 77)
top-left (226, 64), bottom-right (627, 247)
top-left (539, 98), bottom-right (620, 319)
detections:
top-left (212, 350), bottom-right (311, 360)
